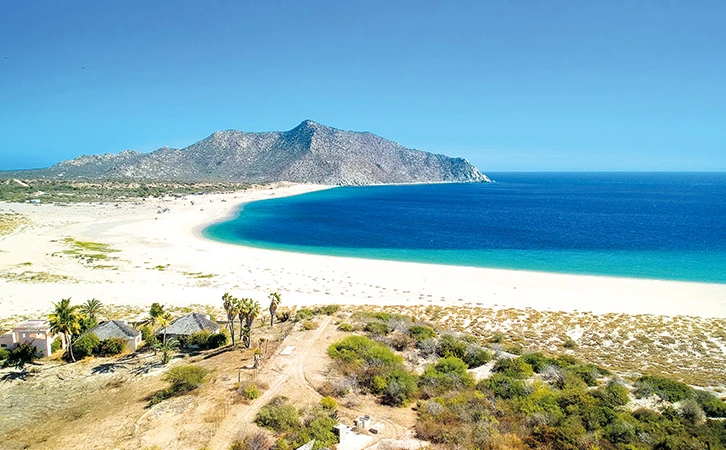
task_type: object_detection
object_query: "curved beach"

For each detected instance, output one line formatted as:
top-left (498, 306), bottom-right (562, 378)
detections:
top-left (0, 183), bottom-right (725, 321)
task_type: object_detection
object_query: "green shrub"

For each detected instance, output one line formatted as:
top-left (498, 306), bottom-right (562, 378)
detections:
top-left (207, 332), bottom-right (228, 349)
top-left (594, 381), bottom-right (631, 408)
top-left (680, 398), bottom-right (706, 424)
top-left (380, 368), bottom-right (418, 406)
top-left (243, 384), bottom-right (260, 400)
top-left (489, 332), bottom-right (506, 343)
top-left (482, 373), bottom-right (530, 399)
top-left (0, 348), bottom-right (9, 361)
top-left (364, 321), bottom-right (391, 336)
top-left (553, 355), bottom-right (582, 367)
top-left (320, 396), bottom-right (338, 410)
top-left (693, 390), bottom-right (726, 418)
top-left (462, 345), bottom-right (491, 368)
top-left (634, 375), bottom-right (692, 402)
top-left (294, 309), bottom-right (314, 322)
top-left (568, 364), bottom-right (600, 386)
top-left (503, 344), bottom-right (523, 355)
top-left (302, 320), bottom-right (319, 331)
top-left (99, 338), bottom-right (126, 356)
top-left (150, 364), bottom-right (209, 405)
top-left (337, 322), bottom-right (353, 332)
top-left (188, 330), bottom-right (211, 348)
top-left (419, 356), bottom-right (475, 397)
top-left (51, 338), bottom-right (62, 354)
top-left (493, 357), bottom-right (534, 379)
top-left (255, 396), bottom-right (300, 432)
top-left (164, 364), bottom-right (209, 390)
top-left (521, 352), bottom-right (557, 373)
top-left (408, 325), bottom-right (436, 341)
top-left (316, 305), bottom-right (340, 315)
top-left (2, 343), bottom-right (38, 369)
top-left (436, 334), bottom-right (490, 368)
top-left (562, 337), bottom-right (578, 348)
top-left (328, 335), bottom-right (416, 406)
top-left (73, 333), bottom-right (100, 358)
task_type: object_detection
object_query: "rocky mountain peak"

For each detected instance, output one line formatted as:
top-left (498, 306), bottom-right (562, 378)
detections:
top-left (1, 121), bottom-right (491, 185)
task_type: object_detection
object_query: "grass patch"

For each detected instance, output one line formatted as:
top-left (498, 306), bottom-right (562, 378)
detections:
top-left (0, 213), bottom-right (30, 235)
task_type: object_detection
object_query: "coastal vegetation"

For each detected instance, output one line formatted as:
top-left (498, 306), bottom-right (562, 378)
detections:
top-left (1, 302), bottom-right (724, 450)
top-left (0, 179), bottom-right (255, 203)
top-left (0, 212), bottom-right (29, 235)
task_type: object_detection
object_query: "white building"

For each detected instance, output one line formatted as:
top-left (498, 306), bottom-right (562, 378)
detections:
top-left (0, 320), bottom-right (63, 357)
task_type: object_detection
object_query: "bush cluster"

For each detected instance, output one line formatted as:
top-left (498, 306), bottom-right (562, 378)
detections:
top-left (294, 309), bottom-right (314, 322)
top-left (635, 375), bottom-right (692, 402)
top-left (336, 322), bottom-right (354, 332)
top-left (72, 333), bottom-right (128, 358)
top-left (315, 305), bottom-right (340, 316)
top-left (255, 397), bottom-right (338, 450)
top-left (436, 334), bottom-right (491, 368)
top-left (301, 320), bottom-right (319, 331)
top-left (419, 356), bottom-right (475, 398)
top-left (407, 325), bottom-right (436, 341)
top-left (328, 335), bottom-right (417, 406)
top-left (98, 337), bottom-right (126, 356)
top-left (149, 364), bottom-right (209, 405)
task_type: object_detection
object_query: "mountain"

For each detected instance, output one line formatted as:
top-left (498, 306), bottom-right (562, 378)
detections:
top-left (2, 120), bottom-right (491, 185)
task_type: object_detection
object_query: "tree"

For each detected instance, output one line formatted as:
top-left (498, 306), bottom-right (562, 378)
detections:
top-left (2, 342), bottom-right (39, 371)
top-left (48, 298), bottom-right (83, 362)
top-left (146, 303), bottom-right (171, 343)
top-left (268, 292), bottom-right (282, 327)
top-left (155, 338), bottom-right (179, 364)
top-left (222, 292), bottom-right (238, 346)
top-left (158, 312), bottom-right (172, 344)
top-left (237, 298), bottom-right (261, 348)
top-left (80, 298), bottom-right (103, 322)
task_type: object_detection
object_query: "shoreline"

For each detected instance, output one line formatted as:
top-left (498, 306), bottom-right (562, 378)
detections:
top-left (0, 183), bottom-right (725, 321)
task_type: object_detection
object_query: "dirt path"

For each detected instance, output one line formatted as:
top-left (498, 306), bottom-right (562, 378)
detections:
top-left (208, 315), bottom-right (333, 450)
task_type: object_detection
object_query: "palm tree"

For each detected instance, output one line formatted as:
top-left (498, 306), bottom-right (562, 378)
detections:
top-left (155, 338), bottom-right (179, 364)
top-left (222, 292), bottom-right (238, 346)
top-left (48, 298), bottom-right (82, 362)
top-left (145, 302), bottom-right (166, 339)
top-left (157, 312), bottom-right (172, 344)
top-left (80, 298), bottom-right (103, 322)
top-left (237, 298), bottom-right (261, 348)
top-left (268, 292), bottom-right (281, 327)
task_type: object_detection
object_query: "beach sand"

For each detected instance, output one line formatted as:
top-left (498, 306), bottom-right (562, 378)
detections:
top-left (1, 183), bottom-right (724, 321)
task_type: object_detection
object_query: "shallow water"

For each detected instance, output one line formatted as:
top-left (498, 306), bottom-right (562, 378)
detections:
top-left (203, 173), bottom-right (726, 283)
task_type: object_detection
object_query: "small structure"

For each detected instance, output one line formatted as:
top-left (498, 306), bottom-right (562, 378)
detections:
top-left (354, 415), bottom-right (371, 430)
top-left (85, 320), bottom-right (142, 351)
top-left (157, 313), bottom-right (220, 340)
top-left (0, 320), bottom-right (62, 357)
top-left (369, 422), bottom-right (385, 434)
top-left (334, 423), bottom-right (373, 450)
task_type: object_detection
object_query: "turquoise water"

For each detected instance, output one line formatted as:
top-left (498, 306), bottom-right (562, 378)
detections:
top-left (203, 173), bottom-right (726, 283)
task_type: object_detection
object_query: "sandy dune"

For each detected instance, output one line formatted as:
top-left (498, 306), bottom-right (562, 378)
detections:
top-left (1, 183), bottom-right (724, 322)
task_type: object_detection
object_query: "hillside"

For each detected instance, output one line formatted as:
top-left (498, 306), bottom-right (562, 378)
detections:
top-left (2, 120), bottom-right (491, 185)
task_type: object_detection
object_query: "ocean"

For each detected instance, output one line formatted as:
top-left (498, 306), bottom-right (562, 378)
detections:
top-left (203, 173), bottom-right (726, 283)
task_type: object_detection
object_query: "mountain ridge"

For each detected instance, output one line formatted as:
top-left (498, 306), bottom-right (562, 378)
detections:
top-left (1, 120), bottom-right (491, 185)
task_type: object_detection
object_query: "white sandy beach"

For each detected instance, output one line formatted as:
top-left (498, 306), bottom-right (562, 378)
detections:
top-left (0, 183), bottom-right (724, 321)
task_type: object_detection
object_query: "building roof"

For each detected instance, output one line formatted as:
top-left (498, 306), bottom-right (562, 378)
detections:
top-left (86, 320), bottom-right (141, 340)
top-left (14, 320), bottom-right (51, 331)
top-left (158, 313), bottom-right (219, 336)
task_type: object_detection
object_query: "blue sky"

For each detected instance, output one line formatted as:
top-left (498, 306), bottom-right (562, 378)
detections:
top-left (1, 1), bottom-right (724, 171)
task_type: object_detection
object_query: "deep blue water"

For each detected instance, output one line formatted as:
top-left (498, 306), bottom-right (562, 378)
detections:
top-left (203, 173), bottom-right (726, 283)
